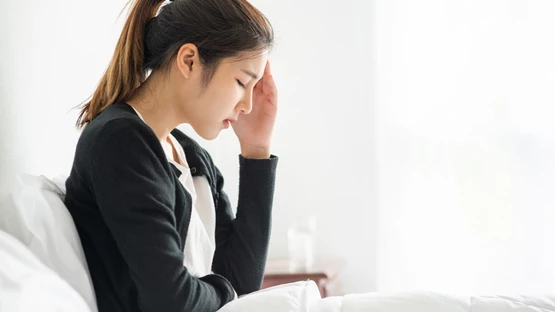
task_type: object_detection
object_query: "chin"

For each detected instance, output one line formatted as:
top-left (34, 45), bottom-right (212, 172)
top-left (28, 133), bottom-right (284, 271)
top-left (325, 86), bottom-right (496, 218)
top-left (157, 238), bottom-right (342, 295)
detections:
top-left (200, 133), bottom-right (220, 141)
top-left (194, 127), bottom-right (221, 141)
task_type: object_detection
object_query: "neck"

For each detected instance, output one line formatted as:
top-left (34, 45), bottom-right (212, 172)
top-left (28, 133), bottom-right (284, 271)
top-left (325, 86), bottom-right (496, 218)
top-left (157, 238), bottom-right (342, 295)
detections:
top-left (127, 71), bottom-right (182, 142)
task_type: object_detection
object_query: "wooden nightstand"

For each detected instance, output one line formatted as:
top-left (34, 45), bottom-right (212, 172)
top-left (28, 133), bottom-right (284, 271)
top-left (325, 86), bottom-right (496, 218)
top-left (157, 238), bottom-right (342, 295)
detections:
top-left (261, 259), bottom-right (345, 297)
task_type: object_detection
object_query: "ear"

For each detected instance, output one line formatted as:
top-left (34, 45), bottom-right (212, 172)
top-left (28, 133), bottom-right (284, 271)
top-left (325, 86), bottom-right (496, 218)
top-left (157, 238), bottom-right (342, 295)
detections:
top-left (175, 43), bottom-right (201, 79)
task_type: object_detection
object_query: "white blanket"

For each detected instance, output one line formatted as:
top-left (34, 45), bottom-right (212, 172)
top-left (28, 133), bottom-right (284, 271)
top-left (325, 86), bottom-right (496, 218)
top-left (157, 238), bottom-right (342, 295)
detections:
top-left (341, 292), bottom-right (555, 312)
top-left (1, 223), bottom-right (554, 312)
top-left (1, 234), bottom-right (553, 312)
top-left (219, 281), bottom-right (555, 312)
top-left (1, 201), bottom-right (554, 312)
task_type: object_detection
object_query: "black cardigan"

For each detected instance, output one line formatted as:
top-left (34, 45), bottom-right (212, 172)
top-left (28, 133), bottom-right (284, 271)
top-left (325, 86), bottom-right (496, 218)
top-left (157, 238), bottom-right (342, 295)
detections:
top-left (65, 102), bottom-right (278, 312)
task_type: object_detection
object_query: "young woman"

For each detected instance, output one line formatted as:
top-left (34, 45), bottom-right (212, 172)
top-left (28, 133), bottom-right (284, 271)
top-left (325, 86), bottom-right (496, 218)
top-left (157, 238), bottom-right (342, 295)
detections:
top-left (64, 0), bottom-right (278, 311)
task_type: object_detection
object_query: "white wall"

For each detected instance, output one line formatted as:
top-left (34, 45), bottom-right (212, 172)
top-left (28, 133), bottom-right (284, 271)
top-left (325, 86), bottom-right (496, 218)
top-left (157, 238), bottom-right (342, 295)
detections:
top-left (0, 0), bottom-right (128, 194)
top-left (376, 0), bottom-right (555, 294)
top-left (0, 0), bottom-right (376, 294)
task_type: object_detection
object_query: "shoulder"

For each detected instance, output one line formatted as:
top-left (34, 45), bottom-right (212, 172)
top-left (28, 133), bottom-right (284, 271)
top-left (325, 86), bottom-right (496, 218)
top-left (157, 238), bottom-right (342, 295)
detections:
top-left (76, 103), bottom-right (163, 163)
top-left (82, 103), bottom-right (156, 144)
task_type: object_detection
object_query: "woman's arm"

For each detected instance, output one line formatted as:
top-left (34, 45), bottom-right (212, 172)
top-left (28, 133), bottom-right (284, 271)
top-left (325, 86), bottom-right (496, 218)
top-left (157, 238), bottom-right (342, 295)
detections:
top-left (90, 118), bottom-right (235, 312)
top-left (212, 60), bottom-right (279, 296)
top-left (210, 154), bottom-right (278, 295)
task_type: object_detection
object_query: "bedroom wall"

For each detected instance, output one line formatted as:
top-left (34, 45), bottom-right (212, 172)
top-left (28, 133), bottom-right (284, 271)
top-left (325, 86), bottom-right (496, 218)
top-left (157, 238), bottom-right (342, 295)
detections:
top-left (0, 0), bottom-right (377, 294)
top-left (375, 0), bottom-right (555, 294)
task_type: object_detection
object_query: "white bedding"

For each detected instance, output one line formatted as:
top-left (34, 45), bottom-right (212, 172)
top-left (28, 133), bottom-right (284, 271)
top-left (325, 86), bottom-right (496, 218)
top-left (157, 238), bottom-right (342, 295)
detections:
top-left (2, 175), bottom-right (555, 312)
top-left (341, 292), bottom-right (555, 312)
top-left (0, 174), bottom-right (97, 311)
top-left (2, 224), bottom-right (555, 312)
top-left (0, 230), bottom-right (91, 312)
top-left (219, 281), bottom-right (555, 312)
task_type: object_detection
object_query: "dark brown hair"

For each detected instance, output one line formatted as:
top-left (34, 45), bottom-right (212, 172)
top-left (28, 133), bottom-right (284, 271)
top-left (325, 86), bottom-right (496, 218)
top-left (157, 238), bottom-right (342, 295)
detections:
top-left (76, 0), bottom-right (274, 128)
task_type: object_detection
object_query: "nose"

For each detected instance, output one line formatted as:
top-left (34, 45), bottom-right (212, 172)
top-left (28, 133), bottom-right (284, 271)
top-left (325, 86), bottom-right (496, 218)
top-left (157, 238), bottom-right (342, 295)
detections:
top-left (237, 90), bottom-right (253, 114)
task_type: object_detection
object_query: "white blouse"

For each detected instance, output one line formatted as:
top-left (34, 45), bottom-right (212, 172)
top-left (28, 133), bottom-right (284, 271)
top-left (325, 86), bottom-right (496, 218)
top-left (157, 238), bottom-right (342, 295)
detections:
top-left (130, 106), bottom-right (216, 277)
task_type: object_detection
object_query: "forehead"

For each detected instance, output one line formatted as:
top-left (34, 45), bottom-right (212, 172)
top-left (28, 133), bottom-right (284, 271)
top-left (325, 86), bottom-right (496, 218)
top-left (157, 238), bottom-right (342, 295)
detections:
top-left (220, 51), bottom-right (268, 72)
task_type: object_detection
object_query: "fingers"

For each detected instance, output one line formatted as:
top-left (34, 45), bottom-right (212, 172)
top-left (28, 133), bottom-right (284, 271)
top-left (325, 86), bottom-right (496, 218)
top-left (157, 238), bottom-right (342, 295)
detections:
top-left (254, 60), bottom-right (276, 100)
top-left (254, 79), bottom-right (263, 91)
top-left (264, 60), bottom-right (272, 76)
top-left (263, 71), bottom-right (276, 96)
top-left (256, 61), bottom-right (272, 94)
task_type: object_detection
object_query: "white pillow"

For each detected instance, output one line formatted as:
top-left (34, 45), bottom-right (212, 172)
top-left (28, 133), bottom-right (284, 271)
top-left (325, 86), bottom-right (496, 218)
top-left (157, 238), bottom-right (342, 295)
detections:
top-left (0, 229), bottom-right (91, 312)
top-left (217, 281), bottom-right (323, 312)
top-left (0, 174), bottom-right (97, 312)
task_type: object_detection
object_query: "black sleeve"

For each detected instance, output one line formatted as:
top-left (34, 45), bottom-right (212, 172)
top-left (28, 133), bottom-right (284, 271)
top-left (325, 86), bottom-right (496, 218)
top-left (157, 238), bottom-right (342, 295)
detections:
top-left (90, 119), bottom-right (235, 312)
top-left (210, 154), bottom-right (278, 295)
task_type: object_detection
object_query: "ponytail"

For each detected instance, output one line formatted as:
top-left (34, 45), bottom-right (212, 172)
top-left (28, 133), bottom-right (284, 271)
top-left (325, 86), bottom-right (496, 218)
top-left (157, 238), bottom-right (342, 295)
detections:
top-left (76, 0), bottom-right (274, 128)
top-left (76, 0), bottom-right (166, 128)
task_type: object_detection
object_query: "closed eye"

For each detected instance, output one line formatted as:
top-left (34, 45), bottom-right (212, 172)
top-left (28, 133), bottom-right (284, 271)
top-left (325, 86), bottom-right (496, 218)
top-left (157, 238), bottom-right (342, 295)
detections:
top-left (236, 79), bottom-right (246, 89)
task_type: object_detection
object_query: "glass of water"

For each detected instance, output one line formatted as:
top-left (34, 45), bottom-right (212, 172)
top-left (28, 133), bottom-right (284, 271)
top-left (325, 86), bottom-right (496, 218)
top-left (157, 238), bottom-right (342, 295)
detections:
top-left (287, 216), bottom-right (317, 271)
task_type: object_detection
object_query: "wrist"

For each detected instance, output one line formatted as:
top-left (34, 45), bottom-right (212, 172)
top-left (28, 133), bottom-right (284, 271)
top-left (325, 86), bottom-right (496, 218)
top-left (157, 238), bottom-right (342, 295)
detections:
top-left (240, 143), bottom-right (270, 159)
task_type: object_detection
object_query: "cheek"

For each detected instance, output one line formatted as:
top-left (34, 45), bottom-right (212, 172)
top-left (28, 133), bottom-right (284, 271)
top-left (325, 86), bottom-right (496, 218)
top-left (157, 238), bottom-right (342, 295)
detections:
top-left (216, 85), bottom-right (242, 108)
top-left (199, 86), bottom-right (238, 118)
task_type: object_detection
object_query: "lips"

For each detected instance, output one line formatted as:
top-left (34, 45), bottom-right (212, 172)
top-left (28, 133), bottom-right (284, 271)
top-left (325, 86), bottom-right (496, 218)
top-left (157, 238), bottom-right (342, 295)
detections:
top-left (223, 119), bottom-right (236, 129)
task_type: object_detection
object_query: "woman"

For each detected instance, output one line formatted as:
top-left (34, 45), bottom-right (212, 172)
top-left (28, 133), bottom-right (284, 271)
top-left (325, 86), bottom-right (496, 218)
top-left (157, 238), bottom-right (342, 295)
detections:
top-left (64, 0), bottom-right (278, 311)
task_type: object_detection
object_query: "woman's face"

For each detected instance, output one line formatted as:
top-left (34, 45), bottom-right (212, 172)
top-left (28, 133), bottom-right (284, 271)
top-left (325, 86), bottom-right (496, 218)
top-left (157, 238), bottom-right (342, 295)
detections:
top-left (174, 46), bottom-right (268, 140)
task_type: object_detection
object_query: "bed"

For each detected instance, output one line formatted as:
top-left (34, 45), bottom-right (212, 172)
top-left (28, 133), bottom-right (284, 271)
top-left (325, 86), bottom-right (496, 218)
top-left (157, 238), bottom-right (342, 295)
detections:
top-left (1, 174), bottom-right (554, 312)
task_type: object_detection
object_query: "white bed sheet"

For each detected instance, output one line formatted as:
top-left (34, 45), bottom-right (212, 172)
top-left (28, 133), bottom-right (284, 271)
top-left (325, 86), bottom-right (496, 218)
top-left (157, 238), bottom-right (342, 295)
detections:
top-left (219, 281), bottom-right (555, 312)
top-left (2, 222), bottom-right (555, 312)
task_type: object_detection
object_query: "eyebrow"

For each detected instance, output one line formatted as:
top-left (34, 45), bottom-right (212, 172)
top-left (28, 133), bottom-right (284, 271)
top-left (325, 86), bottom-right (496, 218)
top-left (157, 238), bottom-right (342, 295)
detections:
top-left (241, 69), bottom-right (259, 80)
